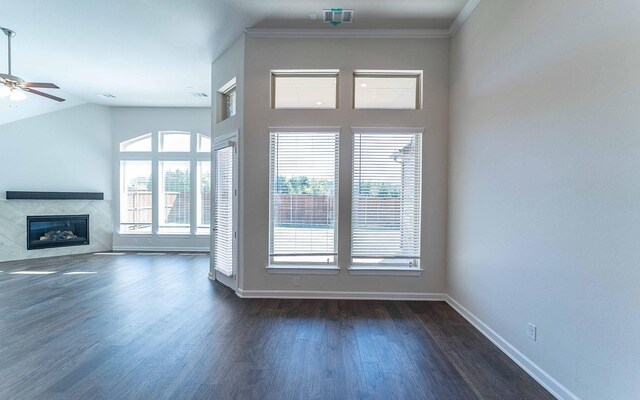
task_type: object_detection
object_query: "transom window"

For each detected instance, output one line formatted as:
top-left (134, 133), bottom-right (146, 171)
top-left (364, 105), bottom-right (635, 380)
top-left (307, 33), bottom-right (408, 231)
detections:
top-left (271, 70), bottom-right (339, 109)
top-left (354, 70), bottom-right (422, 110)
top-left (217, 78), bottom-right (237, 122)
top-left (120, 133), bottom-right (151, 152)
top-left (269, 128), bottom-right (339, 265)
top-left (118, 131), bottom-right (211, 235)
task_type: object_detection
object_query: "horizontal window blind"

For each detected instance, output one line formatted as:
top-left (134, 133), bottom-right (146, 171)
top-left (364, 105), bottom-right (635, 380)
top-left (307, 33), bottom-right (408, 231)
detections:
top-left (269, 130), bottom-right (339, 264)
top-left (352, 131), bottom-right (422, 267)
top-left (214, 146), bottom-right (234, 276)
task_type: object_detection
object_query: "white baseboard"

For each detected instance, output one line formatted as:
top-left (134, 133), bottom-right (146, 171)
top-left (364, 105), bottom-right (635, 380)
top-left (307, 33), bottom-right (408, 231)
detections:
top-left (236, 289), bottom-right (446, 301)
top-left (112, 246), bottom-right (209, 252)
top-left (444, 295), bottom-right (580, 400)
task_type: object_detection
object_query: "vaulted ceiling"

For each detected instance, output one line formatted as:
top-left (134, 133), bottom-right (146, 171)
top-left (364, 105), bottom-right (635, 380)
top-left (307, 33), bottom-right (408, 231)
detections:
top-left (0, 0), bottom-right (468, 124)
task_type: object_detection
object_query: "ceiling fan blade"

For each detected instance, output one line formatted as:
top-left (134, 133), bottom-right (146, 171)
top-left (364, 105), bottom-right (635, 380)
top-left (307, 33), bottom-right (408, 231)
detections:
top-left (22, 82), bottom-right (60, 89)
top-left (23, 88), bottom-right (66, 102)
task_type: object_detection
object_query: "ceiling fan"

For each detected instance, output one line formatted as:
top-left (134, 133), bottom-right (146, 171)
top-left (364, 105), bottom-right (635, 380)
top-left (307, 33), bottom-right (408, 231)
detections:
top-left (0, 27), bottom-right (65, 102)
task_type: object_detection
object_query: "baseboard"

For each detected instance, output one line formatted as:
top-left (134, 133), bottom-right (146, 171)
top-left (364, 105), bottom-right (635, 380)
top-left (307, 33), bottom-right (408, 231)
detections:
top-left (236, 289), bottom-right (446, 301)
top-left (444, 295), bottom-right (580, 400)
top-left (112, 246), bottom-right (209, 252)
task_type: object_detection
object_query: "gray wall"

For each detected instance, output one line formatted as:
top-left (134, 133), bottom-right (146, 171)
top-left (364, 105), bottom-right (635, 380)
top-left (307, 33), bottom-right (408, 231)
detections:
top-left (448, 1), bottom-right (640, 399)
top-left (240, 37), bottom-right (450, 294)
top-left (211, 35), bottom-right (244, 288)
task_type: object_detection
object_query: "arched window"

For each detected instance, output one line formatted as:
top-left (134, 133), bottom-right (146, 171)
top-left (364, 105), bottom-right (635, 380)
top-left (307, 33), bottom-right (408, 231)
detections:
top-left (118, 131), bottom-right (211, 236)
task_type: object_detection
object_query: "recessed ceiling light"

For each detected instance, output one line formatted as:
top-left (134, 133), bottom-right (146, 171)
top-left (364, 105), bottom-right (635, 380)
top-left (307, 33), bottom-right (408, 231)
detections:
top-left (99, 93), bottom-right (116, 98)
top-left (191, 92), bottom-right (208, 98)
top-left (360, 83), bottom-right (368, 88)
top-left (316, 101), bottom-right (323, 105)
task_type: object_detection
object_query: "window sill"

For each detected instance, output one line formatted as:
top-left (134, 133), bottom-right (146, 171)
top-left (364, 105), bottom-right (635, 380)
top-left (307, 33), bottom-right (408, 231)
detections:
top-left (348, 267), bottom-right (423, 276)
top-left (267, 265), bottom-right (340, 275)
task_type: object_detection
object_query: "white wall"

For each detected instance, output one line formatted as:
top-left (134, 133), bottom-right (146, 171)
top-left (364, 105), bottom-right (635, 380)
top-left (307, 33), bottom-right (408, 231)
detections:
top-left (110, 107), bottom-right (211, 251)
top-left (240, 37), bottom-right (450, 295)
top-left (448, 1), bottom-right (640, 399)
top-left (0, 104), bottom-right (112, 199)
top-left (110, 107), bottom-right (211, 145)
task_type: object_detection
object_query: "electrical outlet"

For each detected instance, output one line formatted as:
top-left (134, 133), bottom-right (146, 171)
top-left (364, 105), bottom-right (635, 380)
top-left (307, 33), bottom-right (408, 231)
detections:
top-left (293, 276), bottom-right (300, 287)
top-left (528, 323), bottom-right (537, 341)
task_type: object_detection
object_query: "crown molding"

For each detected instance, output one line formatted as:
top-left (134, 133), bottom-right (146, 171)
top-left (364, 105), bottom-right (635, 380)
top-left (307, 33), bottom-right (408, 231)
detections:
top-left (244, 0), bottom-right (480, 40)
top-left (448, 0), bottom-right (481, 36)
top-left (244, 28), bottom-right (450, 39)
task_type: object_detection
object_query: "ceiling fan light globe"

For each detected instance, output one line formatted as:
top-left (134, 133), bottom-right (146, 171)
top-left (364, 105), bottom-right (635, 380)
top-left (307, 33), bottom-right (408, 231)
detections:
top-left (9, 88), bottom-right (27, 101)
top-left (0, 85), bottom-right (10, 98)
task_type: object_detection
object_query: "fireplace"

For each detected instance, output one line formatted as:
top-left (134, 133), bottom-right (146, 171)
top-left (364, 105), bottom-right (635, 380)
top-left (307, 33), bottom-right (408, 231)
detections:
top-left (27, 215), bottom-right (90, 250)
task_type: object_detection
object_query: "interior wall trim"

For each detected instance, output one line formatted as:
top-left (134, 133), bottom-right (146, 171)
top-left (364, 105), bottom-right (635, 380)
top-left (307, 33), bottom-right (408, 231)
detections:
top-left (236, 289), bottom-right (447, 301)
top-left (244, 28), bottom-right (450, 39)
top-left (448, 0), bottom-right (481, 36)
top-left (444, 295), bottom-right (580, 400)
top-left (245, 0), bottom-right (481, 40)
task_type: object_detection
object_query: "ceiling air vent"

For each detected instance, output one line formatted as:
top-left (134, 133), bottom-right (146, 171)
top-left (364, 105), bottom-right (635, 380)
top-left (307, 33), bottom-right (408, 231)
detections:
top-left (323, 8), bottom-right (354, 26)
top-left (191, 92), bottom-right (208, 98)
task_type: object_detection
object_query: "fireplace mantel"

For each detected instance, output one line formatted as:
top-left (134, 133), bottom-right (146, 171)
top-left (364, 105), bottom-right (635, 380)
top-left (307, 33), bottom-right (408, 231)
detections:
top-left (6, 191), bottom-right (104, 200)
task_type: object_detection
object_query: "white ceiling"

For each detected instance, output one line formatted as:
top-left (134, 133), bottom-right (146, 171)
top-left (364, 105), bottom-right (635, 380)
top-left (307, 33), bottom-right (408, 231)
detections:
top-left (0, 0), bottom-right (468, 125)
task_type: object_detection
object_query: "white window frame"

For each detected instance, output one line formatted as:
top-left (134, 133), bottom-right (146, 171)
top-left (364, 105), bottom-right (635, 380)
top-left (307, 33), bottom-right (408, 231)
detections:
top-left (117, 131), bottom-right (211, 237)
top-left (267, 127), bottom-right (341, 272)
top-left (271, 70), bottom-right (339, 110)
top-left (212, 132), bottom-right (239, 286)
top-left (349, 127), bottom-right (423, 275)
top-left (353, 70), bottom-right (423, 110)
top-left (217, 77), bottom-right (237, 122)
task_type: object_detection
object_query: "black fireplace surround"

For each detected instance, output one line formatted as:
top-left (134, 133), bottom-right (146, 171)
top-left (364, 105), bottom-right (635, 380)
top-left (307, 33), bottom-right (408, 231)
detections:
top-left (27, 215), bottom-right (90, 250)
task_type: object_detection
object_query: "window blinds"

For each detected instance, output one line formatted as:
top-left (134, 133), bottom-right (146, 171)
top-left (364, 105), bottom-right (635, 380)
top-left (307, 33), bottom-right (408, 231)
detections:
top-left (214, 146), bottom-right (234, 276)
top-left (269, 130), bottom-right (339, 264)
top-left (351, 131), bottom-right (422, 267)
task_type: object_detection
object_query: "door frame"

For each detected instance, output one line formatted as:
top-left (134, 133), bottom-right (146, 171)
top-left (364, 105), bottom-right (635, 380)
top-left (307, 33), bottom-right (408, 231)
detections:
top-left (210, 131), bottom-right (239, 290)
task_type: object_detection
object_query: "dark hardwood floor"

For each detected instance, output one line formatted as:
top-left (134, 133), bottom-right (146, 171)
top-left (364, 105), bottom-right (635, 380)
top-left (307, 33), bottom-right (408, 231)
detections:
top-left (0, 253), bottom-right (553, 400)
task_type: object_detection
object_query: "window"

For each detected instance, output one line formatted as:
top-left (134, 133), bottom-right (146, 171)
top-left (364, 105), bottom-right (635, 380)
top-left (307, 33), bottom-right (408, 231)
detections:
top-left (269, 129), bottom-right (339, 265)
top-left (159, 161), bottom-right (190, 234)
top-left (272, 70), bottom-right (339, 109)
top-left (159, 131), bottom-right (190, 152)
top-left (223, 86), bottom-right (236, 119)
top-left (120, 133), bottom-right (151, 152)
top-left (197, 133), bottom-right (211, 152)
top-left (213, 145), bottom-right (235, 275)
top-left (118, 132), bottom-right (211, 236)
top-left (197, 161), bottom-right (211, 235)
top-left (351, 129), bottom-right (422, 268)
top-left (354, 70), bottom-right (422, 110)
top-left (120, 161), bottom-right (152, 233)
top-left (218, 78), bottom-right (237, 122)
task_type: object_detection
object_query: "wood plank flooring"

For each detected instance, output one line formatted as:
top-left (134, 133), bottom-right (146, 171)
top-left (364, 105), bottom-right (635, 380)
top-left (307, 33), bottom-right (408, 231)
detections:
top-left (0, 253), bottom-right (554, 400)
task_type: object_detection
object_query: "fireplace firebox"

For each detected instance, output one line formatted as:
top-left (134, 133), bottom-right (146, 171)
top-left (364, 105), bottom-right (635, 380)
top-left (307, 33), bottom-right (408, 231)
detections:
top-left (27, 215), bottom-right (90, 250)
